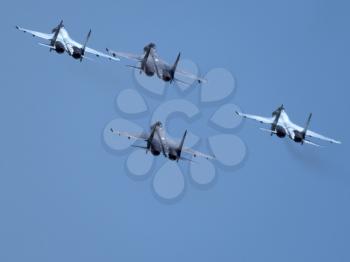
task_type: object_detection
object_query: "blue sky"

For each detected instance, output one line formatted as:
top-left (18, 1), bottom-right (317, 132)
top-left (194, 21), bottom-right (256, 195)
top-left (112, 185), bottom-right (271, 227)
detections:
top-left (0, 0), bottom-right (349, 261)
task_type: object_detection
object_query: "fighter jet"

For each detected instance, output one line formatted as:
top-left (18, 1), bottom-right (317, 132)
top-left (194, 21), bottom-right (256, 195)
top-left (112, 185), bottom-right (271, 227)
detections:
top-left (16, 20), bottom-right (119, 62)
top-left (110, 121), bottom-right (214, 162)
top-left (106, 43), bottom-right (206, 84)
top-left (236, 105), bottom-right (341, 147)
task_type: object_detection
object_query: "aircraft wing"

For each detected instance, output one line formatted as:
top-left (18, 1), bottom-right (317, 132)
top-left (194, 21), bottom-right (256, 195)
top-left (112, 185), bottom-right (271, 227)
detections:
top-left (110, 128), bottom-right (148, 140)
top-left (305, 129), bottom-right (341, 144)
top-left (290, 123), bottom-right (341, 144)
top-left (84, 46), bottom-right (120, 61)
top-left (16, 25), bottom-right (53, 40)
top-left (236, 111), bottom-right (274, 124)
top-left (105, 49), bottom-right (142, 61)
top-left (182, 147), bottom-right (215, 160)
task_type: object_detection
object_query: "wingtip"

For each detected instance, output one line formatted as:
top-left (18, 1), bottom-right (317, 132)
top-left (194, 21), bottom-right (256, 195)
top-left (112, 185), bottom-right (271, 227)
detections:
top-left (329, 139), bottom-right (341, 145)
top-left (15, 25), bottom-right (19, 30)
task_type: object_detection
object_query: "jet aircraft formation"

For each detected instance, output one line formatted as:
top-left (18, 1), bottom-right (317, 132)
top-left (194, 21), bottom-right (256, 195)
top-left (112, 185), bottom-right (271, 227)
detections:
top-left (16, 20), bottom-right (341, 163)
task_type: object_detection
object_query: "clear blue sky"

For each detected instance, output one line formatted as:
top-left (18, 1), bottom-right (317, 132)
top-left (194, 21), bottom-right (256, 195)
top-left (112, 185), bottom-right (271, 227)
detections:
top-left (0, 0), bottom-right (349, 261)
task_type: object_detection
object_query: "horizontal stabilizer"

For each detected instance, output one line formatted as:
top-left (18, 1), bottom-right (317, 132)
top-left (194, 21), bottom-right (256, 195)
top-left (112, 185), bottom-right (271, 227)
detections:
top-left (174, 77), bottom-right (191, 86)
top-left (126, 65), bottom-right (142, 70)
top-left (179, 156), bottom-right (196, 163)
top-left (82, 55), bottom-right (94, 62)
top-left (303, 140), bottom-right (322, 147)
top-left (38, 43), bottom-right (55, 49)
top-left (259, 128), bottom-right (277, 134)
top-left (131, 145), bottom-right (148, 150)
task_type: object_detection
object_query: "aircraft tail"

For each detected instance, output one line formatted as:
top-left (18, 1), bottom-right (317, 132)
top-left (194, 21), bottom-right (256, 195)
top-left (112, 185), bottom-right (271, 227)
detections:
top-left (140, 45), bottom-right (153, 74)
top-left (143, 45), bottom-right (152, 63)
top-left (176, 130), bottom-right (187, 162)
top-left (50, 20), bottom-right (64, 51)
top-left (51, 20), bottom-right (64, 33)
top-left (170, 52), bottom-right (181, 79)
top-left (299, 113), bottom-right (312, 145)
top-left (148, 125), bottom-right (157, 143)
top-left (145, 123), bottom-right (158, 153)
top-left (303, 113), bottom-right (312, 135)
top-left (271, 104), bottom-right (284, 136)
top-left (80, 29), bottom-right (92, 62)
